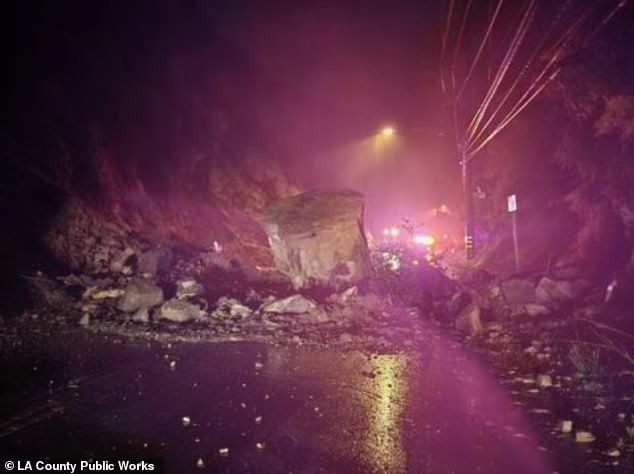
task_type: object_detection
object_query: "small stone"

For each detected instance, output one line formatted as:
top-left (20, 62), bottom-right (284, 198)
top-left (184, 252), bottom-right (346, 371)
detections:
top-left (195, 458), bottom-right (205, 469)
top-left (617, 413), bottom-right (626, 421)
top-left (176, 278), bottom-right (204, 299)
top-left (92, 288), bottom-right (126, 300)
top-left (607, 448), bottom-right (621, 458)
top-left (182, 416), bottom-right (191, 427)
top-left (561, 420), bottom-right (573, 433)
top-left (79, 313), bottom-right (90, 327)
top-left (536, 374), bottom-right (553, 389)
top-left (158, 299), bottom-right (204, 322)
top-left (255, 442), bottom-right (265, 451)
top-left (131, 307), bottom-right (150, 323)
top-left (170, 360), bottom-right (176, 371)
top-left (575, 431), bottom-right (595, 443)
top-left (254, 361), bottom-right (264, 370)
top-left (218, 447), bottom-right (229, 457)
top-left (254, 415), bottom-right (263, 424)
top-left (523, 346), bottom-right (538, 355)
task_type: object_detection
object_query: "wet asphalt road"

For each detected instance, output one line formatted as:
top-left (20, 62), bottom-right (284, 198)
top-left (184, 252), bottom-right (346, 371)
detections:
top-left (0, 326), bottom-right (574, 473)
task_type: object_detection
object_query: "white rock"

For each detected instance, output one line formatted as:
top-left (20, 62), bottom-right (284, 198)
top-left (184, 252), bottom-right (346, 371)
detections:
top-left (328, 285), bottom-right (359, 304)
top-left (260, 294), bottom-right (316, 314)
top-left (536, 374), bottom-right (553, 389)
top-left (131, 307), bottom-right (150, 323)
top-left (230, 303), bottom-right (253, 318)
top-left (158, 299), bottom-right (204, 323)
top-left (176, 279), bottom-right (204, 299)
top-left (575, 431), bottom-right (595, 443)
top-left (525, 303), bottom-right (550, 317)
top-left (261, 190), bottom-right (371, 290)
top-left (561, 420), bottom-right (573, 433)
top-left (456, 302), bottom-right (482, 336)
top-left (308, 307), bottom-right (330, 323)
top-left (212, 296), bottom-right (251, 318)
top-left (92, 288), bottom-right (125, 300)
top-left (118, 277), bottom-right (164, 312)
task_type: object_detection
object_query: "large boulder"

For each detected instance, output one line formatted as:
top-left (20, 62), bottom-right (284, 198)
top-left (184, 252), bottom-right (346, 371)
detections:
top-left (261, 190), bottom-right (371, 289)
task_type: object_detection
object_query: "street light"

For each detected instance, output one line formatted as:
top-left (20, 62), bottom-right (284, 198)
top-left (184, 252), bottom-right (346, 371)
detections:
top-left (375, 126), bottom-right (396, 158)
top-left (381, 126), bottom-right (395, 137)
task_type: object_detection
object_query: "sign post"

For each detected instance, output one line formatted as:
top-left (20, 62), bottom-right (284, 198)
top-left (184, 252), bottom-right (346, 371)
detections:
top-left (462, 152), bottom-right (475, 259)
top-left (507, 194), bottom-right (520, 273)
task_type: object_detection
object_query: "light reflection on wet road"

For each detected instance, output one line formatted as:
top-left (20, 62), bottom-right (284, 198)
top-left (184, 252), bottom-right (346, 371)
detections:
top-left (0, 329), bottom-right (558, 473)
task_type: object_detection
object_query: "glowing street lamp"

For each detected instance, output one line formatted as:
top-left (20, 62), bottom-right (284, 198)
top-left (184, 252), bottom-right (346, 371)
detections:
top-left (381, 126), bottom-right (395, 137)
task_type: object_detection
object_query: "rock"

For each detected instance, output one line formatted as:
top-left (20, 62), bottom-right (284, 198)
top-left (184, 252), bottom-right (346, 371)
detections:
top-left (561, 420), bottom-right (573, 433)
top-left (575, 431), bottom-right (596, 443)
top-left (230, 302), bottom-right (252, 318)
top-left (327, 285), bottom-right (359, 304)
top-left (212, 296), bottom-right (252, 318)
top-left (137, 247), bottom-right (173, 276)
top-left (261, 190), bottom-right (371, 290)
top-left (176, 278), bottom-right (204, 299)
top-left (456, 302), bottom-right (482, 336)
top-left (91, 288), bottom-right (125, 300)
top-left (308, 306), bottom-right (330, 323)
top-left (260, 294), bottom-right (317, 314)
top-left (535, 277), bottom-right (588, 308)
top-left (131, 307), bottom-right (150, 323)
top-left (536, 374), bottom-right (553, 388)
top-left (110, 247), bottom-right (136, 273)
top-left (500, 279), bottom-right (536, 304)
top-left (158, 299), bottom-right (204, 323)
top-left (79, 313), bottom-right (90, 327)
top-left (118, 277), bottom-right (164, 312)
top-left (524, 303), bottom-right (550, 317)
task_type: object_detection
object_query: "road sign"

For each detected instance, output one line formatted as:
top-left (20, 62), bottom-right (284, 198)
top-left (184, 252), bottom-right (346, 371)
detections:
top-left (507, 194), bottom-right (517, 213)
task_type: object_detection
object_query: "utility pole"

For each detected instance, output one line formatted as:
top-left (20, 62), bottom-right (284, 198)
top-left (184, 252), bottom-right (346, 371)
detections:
top-left (461, 150), bottom-right (475, 259)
